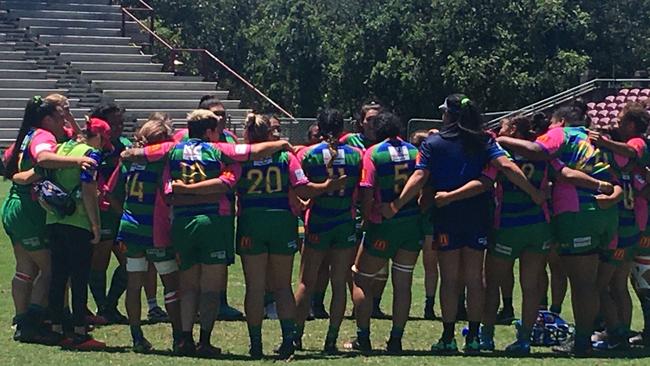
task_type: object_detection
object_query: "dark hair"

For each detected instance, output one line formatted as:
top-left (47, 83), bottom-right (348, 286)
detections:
top-left (198, 95), bottom-right (225, 110)
top-left (356, 102), bottom-right (383, 133)
top-left (440, 95), bottom-right (488, 153)
top-left (318, 108), bottom-right (344, 141)
top-left (571, 98), bottom-right (588, 124)
top-left (507, 116), bottom-right (536, 141)
top-left (306, 124), bottom-right (320, 141)
top-left (4, 97), bottom-right (58, 179)
top-left (620, 102), bottom-right (650, 135)
top-left (374, 112), bottom-right (401, 141)
top-left (90, 102), bottom-right (123, 120)
top-left (552, 106), bottom-right (582, 126)
top-left (187, 110), bottom-right (219, 139)
top-left (532, 112), bottom-right (550, 136)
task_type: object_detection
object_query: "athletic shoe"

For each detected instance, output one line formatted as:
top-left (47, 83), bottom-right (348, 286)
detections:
top-left (424, 305), bottom-right (437, 320)
top-left (14, 324), bottom-right (62, 346)
top-left (294, 337), bottom-right (304, 351)
top-left (276, 340), bottom-right (295, 360)
top-left (464, 337), bottom-right (481, 354)
top-left (431, 338), bottom-right (458, 355)
top-left (70, 334), bottom-right (106, 350)
top-left (85, 314), bottom-right (109, 326)
top-left (496, 308), bottom-right (516, 325)
top-left (147, 306), bottom-right (169, 323)
top-left (132, 337), bottom-right (153, 353)
top-left (386, 337), bottom-right (403, 355)
top-left (591, 330), bottom-right (608, 342)
top-left (344, 337), bottom-right (372, 353)
top-left (311, 303), bottom-right (329, 319)
top-left (217, 304), bottom-right (244, 321)
top-left (196, 343), bottom-right (222, 358)
top-left (371, 306), bottom-right (390, 319)
top-left (629, 332), bottom-right (650, 346)
top-left (479, 334), bottom-right (495, 351)
top-left (249, 343), bottom-right (263, 360)
top-left (505, 339), bottom-right (531, 355)
top-left (264, 302), bottom-right (278, 320)
top-left (552, 337), bottom-right (592, 357)
top-left (175, 338), bottom-right (196, 356)
top-left (593, 336), bottom-right (628, 351)
top-left (98, 307), bottom-right (128, 325)
top-left (322, 338), bottom-right (338, 355)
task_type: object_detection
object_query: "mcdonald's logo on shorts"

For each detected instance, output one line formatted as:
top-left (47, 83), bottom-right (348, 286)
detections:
top-left (118, 242), bottom-right (127, 254)
top-left (240, 237), bottom-right (253, 249)
top-left (373, 240), bottom-right (387, 251)
top-left (641, 236), bottom-right (650, 248)
top-left (437, 233), bottom-right (449, 247)
top-left (614, 249), bottom-right (625, 260)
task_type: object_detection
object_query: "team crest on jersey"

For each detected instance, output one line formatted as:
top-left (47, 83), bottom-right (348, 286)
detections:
top-left (182, 144), bottom-right (203, 161)
top-left (131, 163), bottom-right (146, 171)
top-left (388, 145), bottom-right (410, 162)
top-left (323, 148), bottom-right (346, 166)
top-left (295, 169), bottom-right (306, 181)
top-left (253, 157), bottom-right (273, 166)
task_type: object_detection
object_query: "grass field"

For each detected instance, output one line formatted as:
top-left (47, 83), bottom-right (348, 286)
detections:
top-left (0, 181), bottom-right (649, 365)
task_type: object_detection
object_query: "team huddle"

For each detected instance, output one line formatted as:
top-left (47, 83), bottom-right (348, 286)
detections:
top-left (2, 91), bottom-right (650, 359)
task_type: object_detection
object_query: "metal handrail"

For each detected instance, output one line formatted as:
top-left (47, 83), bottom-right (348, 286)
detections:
top-left (116, 0), bottom-right (296, 121)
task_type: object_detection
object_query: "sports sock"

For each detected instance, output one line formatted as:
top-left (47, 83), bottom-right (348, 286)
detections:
top-left (130, 325), bottom-right (144, 342)
top-left (356, 326), bottom-right (370, 339)
top-left (106, 265), bottom-right (127, 309)
top-left (280, 319), bottom-right (296, 342)
top-left (549, 304), bottom-right (562, 314)
top-left (390, 326), bottom-right (404, 339)
top-left (325, 325), bottom-right (339, 341)
top-left (442, 322), bottom-right (455, 342)
top-left (89, 270), bottom-right (107, 311)
top-left (425, 296), bottom-right (435, 307)
top-left (312, 292), bottom-right (326, 306)
top-left (199, 329), bottom-right (212, 346)
top-left (147, 297), bottom-right (158, 312)
top-left (502, 297), bottom-right (513, 312)
top-left (467, 321), bottom-right (480, 340)
top-left (248, 324), bottom-right (262, 346)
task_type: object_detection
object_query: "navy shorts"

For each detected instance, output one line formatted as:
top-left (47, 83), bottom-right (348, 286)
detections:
top-left (432, 198), bottom-right (490, 252)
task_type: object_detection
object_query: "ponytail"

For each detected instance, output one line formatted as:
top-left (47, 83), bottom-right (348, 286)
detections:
top-left (4, 96), bottom-right (56, 179)
top-left (244, 113), bottom-right (271, 143)
top-left (442, 97), bottom-right (488, 154)
top-left (317, 108), bottom-right (344, 166)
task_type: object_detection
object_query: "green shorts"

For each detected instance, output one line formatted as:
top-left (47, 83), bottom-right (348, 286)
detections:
top-left (100, 210), bottom-right (121, 242)
top-left (639, 234), bottom-right (650, 256)
top-left (490, 222), bottom-right (552, 260)
top-left (237, 210), bottom-right (299, 256)
top-left (124, 243), bottom-right (176, 262)
top-left (172, 214), bottom-right (234, 270)
top-left (305, 221), bottom-right (357, 251)
top-left (421, 209), bottom-right (434, 237)
top-left (1, 195), bottom-right (48, 251)
top-left (553, 207), bottom-right (618, 256)
top-left (364, 217), bottom-right (423, 259)
top-left (600, 247), bottom-right (635, 266)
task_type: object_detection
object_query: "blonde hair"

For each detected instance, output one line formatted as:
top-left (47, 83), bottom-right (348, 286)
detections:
top-left (135, 117), bottom-right (173, 147)
top-left (244, 113), bottom-right (271, 143)
top-left (409, 130), bottom-right (429, 147)
top-left (44, 93), bottom-right (69, 108)
top-left (187, 109), bottom-right (217, 122)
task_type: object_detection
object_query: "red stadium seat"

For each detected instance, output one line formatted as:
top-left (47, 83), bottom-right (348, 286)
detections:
top-left (615, 95), bottom-right (627, 103)
top-left (605, 95), bottom-right (616, 103)
top-left (627, 96), bottom-right (638, 103)
top-left (619, 88), bottom-right (630, 96)
top-left (630, 89), bottom-right (640, 96)
top-left (598, 117), bottom-right (611, 127)
top-left (617, 103), bottom-right (627, 110)
top-left (610, 118), bottom-right (619, 127)
top-left (608, 110), bottom-right (619, 118)
top-left (606, 103), bottom-right (618, 111)
top-left (639, 96), bottom-right (649, 103)
top-left (587, 110), bottom-right (598, 118)
top-left (597, 110), bottom-right (610, 118)
top-left (587, 102), bottom-right (596, 109)
top-left (641, 89), bottom-right (650, 97)
top-left (596, 102), bottom-right (607, 110)
top-left (590, 117), bottom-right (599, 128)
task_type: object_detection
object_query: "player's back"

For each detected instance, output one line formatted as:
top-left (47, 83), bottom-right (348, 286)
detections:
top-left (238, 150), bottom-right (294, 212)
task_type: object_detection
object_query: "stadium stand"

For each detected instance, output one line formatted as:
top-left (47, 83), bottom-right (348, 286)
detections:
top-left (588, 88), bottom-right (650, 130)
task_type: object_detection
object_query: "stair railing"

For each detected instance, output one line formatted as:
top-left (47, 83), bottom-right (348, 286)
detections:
top-left (114, 0), bottom-right (296, 121)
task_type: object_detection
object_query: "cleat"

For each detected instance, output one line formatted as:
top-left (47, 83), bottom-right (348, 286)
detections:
top-left (464, 337), bottom-right (481, 354)
top-left (132, 337), bottom-right (153, 353)
top-left (249, 343), bottom-right (263, 360)
top-left (70, 334), bottom-right (106, 350)
top-left (98, 308), bottom-right (128, 325)
top-left (386, 337), bottom-right (403, 355)
top-left (196, 343), bottom-right (222, 358)
top-left (311, 303), bottom-right (329, 320)
top-left (552, 337), bottom-right (592, 357)
top-left (431, 338), bottom-right (458, 355)
top-left (343, 337), bottom-right (372, 353)
top-left (277, 340), bottom-right (295, 360)
top-left (505, 339), bottom-right (531, 354)
top-left (479, 335), bottom-right (495, 351)
top-left (294, 337), bottom-right (303, 351)
top-left (175, 338), bottom-right (196, 356)
top-left (147, 306), bottom-right (169, 323)
top-left (629, 332), bottom-right (650, 346)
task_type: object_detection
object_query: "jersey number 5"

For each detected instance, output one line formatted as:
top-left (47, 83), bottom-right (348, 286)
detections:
top-left (394, 163), bottom-right (409, 193)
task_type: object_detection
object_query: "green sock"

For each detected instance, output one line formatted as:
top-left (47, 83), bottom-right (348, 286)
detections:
top-left (248, 324), bottom-right (262, 346)
top-left (280, 319), bottom-right (296, 342)
top-left (326, 325), bottom-right (339, 341)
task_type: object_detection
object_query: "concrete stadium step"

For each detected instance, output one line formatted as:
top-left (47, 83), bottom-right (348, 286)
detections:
top-left (79, 71), bottom-right (202, 81)
top-left (69, 61), bottom-right (163, 72)
top-left (0, 60), bottom-right (37, 69)
top-left (103, 89), bottom-right (229, 100)
top-left (70, 108), bottom-right (249, 120)
top-left (18, 18), bottom-right (131, 30)
top-left (0, 42), bottom-right (16, 50)
top-left (0, 50), bottom-right (25, 60)
top-left (8, 9), bottom-right (123, 21)
top-left (59, 52), bottom-right (151, 63)
top-left (27, 26), bottom-right (121, 37)
top-left (49, 43), bottom-right (141, 55)
top-left (0, 1), bottom-right (121, 13)
top-left (0, 88), bottom-right (67, 98)
top-left (114, 99), bottom-right (240, 110)
top-left (0, 69), bottom-right (46, 78)
top-left (38, 34), bottom-right (131, 46)
top-left (0, 97), bottom-right (78, 107)
top-left (0, 119), bottom-right (22, 129)
top-left (91, 80), bottom-right (218, 91)
top-left (34, 0), bottom-right (110, 4)
top-left (0, 127), bottom-right (20, 140)
top-left (0, 79), bottom-right (58, 88)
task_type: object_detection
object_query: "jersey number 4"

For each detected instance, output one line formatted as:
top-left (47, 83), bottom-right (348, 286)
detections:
top-left (128, 173), bottom-right (144, 202)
